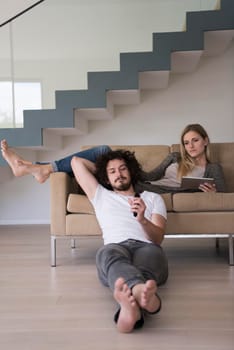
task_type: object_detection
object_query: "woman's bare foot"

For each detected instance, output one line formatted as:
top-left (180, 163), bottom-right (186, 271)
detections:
top-left (16, 162), bottom-right (52, 183)
top-left (132, 280), bottom-right (161, 314)
top-left (113, 277), bottom-right (141, 333)
top-left (1, 139), bottom-right (52, 183)
top-left (1, 139), bottom-right (32, 177)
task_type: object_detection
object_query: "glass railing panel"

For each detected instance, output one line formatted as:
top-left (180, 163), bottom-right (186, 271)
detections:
top-left (0, 24), bottom-right (14, 128)
top-left (0, 0), bottom-right (218, 128)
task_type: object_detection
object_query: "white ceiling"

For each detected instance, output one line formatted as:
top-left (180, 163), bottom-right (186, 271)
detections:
top-left (0, 0), bottom-right (40, 25)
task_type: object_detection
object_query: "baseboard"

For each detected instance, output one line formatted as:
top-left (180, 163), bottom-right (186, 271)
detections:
top-left (0, 220), bottom-right (50, 225)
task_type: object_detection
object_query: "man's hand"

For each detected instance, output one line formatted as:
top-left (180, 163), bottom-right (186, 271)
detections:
top-left (128, 196), bottom-right (145, 220)
top-left (128, 195), bottom-right (166, 245)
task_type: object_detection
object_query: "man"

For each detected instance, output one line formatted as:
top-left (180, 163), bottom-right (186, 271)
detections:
top-left (71, 149), bottom-right (168, 333)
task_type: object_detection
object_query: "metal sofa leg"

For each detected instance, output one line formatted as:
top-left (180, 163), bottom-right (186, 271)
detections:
top-left (51, 236), bottom-right (57, 267)
top-left (71, 238), bottom-right (76, 249)
top-left (228, 234), bottom-right (234, 266)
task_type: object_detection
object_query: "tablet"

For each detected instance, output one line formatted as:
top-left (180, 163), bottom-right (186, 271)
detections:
top-left (181, 176), bottom-right (215, 190)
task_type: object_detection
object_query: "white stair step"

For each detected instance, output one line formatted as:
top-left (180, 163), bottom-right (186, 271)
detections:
top-left (203, 29), bottom-right (234, 56)
top-left (139, 71), bottom-right (170, 90)
top-left (171, 50), bottom-right (203, 73)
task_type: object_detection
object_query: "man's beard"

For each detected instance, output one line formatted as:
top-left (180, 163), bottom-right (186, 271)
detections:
top-left (112, 178), bottom-right (132, 191)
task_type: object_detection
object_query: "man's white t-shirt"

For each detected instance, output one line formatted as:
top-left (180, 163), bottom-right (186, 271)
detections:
top-left (91, 184), bottom-right (167, 245)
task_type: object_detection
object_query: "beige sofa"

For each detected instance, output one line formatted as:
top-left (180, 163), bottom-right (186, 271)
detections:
top-left (50, 143), bottom-right (234, 267)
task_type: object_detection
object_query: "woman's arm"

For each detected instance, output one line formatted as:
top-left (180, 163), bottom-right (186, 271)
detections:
top-left (204, 163), bottom-right (226, 192)
top-left (140, 152), bottom-right (180, 182)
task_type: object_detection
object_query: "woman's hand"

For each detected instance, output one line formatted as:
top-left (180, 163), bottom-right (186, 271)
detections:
top-left (199, 182), bottom-right (217, 192)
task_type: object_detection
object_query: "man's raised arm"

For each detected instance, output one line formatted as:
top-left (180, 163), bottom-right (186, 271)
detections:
top-left (71, 156), bottom-right (98, 200)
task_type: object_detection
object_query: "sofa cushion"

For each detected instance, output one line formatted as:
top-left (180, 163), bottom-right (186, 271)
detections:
top-left (161, 193), bottom-right (173, 211)
top-left (172, 192), bottom-right (234, 212)
top-left (67, 194), bottom-right (95, 214)
top-left (66, 214), bottom-right (101, 235)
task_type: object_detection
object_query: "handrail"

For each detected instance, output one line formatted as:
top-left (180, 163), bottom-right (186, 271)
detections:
top-left (0, 0), bottom-right (45, 27)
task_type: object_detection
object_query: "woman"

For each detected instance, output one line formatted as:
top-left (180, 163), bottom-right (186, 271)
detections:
top-left (0, 123), bottom-right (226, 192)
top-left (137, 123), bottom-right (226, 193)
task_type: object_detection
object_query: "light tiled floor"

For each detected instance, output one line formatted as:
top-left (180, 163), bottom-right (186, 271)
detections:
top-left (0, 225), bottom-right (233, 350)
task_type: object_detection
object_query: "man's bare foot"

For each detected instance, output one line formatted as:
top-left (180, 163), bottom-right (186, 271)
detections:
top-left (1, 139), bottom-right (52, 183)
top-left (113, 277), bottom-right (141, 333)
top-left (132, 280), bottom-right (161, 314)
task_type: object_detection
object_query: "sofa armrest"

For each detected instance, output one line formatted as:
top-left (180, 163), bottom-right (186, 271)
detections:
top-left (50, 172), bottom-right (75, 235)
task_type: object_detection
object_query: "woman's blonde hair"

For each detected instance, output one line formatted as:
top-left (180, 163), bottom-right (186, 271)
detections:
top-left (178, 123), bottom-right (211, 178)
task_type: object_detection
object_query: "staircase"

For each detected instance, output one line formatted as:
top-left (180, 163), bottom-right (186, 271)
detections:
top-left (0, 0), bottom-right (234, 166)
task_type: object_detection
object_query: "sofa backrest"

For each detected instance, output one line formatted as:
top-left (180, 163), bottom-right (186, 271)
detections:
top-left (210, 143), bottom-right (234, 192)
top-left (171, 142), bottom-right (234, 192)
top-left (82, 145), bottom-right (171, 171)
top-left (110, 145), bottom-right (170, 171)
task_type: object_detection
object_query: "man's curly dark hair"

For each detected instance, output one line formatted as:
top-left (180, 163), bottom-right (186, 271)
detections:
top-left (95, 149), bottom-right (142, 190)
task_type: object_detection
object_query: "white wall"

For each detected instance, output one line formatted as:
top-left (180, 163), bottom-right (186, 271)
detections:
top-left (0, 0), bottom-right (39, 25)
top-left (0, 0), bottom-right (233, 224)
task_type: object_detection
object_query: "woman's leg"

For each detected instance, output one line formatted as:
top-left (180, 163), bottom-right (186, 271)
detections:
top-left (1, 139), bottom-right (110, 183)
top-left (52, 145), bottom-right (111, 173)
